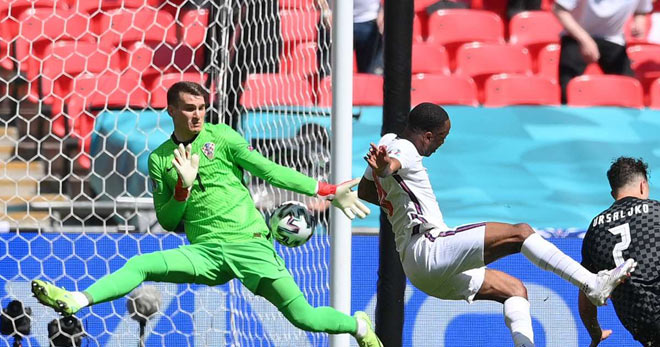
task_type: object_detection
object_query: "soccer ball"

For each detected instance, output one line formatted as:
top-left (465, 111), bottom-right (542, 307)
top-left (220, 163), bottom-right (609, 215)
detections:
top-left (269, 201), bottom-right (315, 247)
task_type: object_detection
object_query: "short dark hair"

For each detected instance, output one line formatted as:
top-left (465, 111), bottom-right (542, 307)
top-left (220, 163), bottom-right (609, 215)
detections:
top-left (407, 103), bottom-right (449, 132)
top-left (607, 156), bottom-right (648, 192)
top-left (167, 81), bottom-right (208, 107)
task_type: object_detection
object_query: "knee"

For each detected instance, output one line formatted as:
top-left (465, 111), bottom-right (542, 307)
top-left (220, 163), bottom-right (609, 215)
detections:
top-left (507, 278), bottom-right (528, 300)
top-left (512, 223), bottom-right (534, 245)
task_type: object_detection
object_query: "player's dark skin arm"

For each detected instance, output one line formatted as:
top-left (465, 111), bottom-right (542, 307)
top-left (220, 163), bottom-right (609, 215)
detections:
top-left (578, 291), bottom-right (612, 346)
top-left (358, 143), bottom-right (402, 206)
top-left (358, 178), bottom-right (379, 205)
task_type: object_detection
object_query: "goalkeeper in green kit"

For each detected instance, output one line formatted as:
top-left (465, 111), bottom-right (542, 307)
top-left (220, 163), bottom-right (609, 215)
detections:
top-left (31, 81), bottom-right (382, 346)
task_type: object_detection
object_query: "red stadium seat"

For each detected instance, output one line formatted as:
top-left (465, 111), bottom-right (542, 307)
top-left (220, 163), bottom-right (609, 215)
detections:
top-left (142, 72), bottom-right (208, 108)
top-left (426, 9), bottom-right (505, 69)
top-left (68, 0), bottom-right (150, 14)
top-left (180, 8), bottom-right (208, 48)
top-left (567, 75), bottom-right (643, 108)
top-left (624, 14), bottom-right (652, 46)
top-left (317, 74), bottom-right (384, 107)
top-left (412, 43), bottom-right (450, 75)
top-left (66, 72), bottom-right (149, 168)
top-left (537, 43), bottom-right (560, 82)
top-left (483, 74), bottom-right (560, 106)
top-left (93, 7), bottom-right (177, 47)
top-left (281, 41), bottom-right (318, 76)
top-left (278, 0), bottom-right (315, 9)
top-left (627, 45), bottom-right (660, 98)
top-left (14, 8), bottom-right (92, 73)
top-left (413, 14), bottom-right (424, 43)
top-left (537, 43), bottom-right (603, 82)
top-left (240, 73), bottom-right (313, 108)
top-left (410, 73), bottom-right (478, 106)
top-left (650, 78), bottom-right (660, 109)
top-left (509, 11), bottom-right (562, 71)
top-left (455, 43), bottom-right (532, 101)
top-left (279, 9), bottom-right (319, 43)
top-left (37, 41), bottom-right (119, 119)
top-left (414, 0), bottom-right (440, 13)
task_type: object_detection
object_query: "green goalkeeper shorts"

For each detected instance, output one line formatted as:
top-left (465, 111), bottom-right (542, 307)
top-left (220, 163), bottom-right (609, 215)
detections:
top-left (175, 235), bottom-right (291, 294)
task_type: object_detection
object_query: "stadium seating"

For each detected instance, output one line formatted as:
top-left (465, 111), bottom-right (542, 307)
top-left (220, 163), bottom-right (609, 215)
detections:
top-left (278, 0), bottom-right (315, 10)
top-left (413, 14), bottom-right (424, 43)
top-left (567, 75), bottom-right (644, 108)
top-left (410, 73), bottom-right (478, 106)
top-left (37, 41), bottom-right (119, 115)
top-left (650, 78), bottom-right (660, 109)
top-left (280, 41), bottom-right (319, 76)
top-left (1, 1), bottom-right (68, 69)
top-left (93, 7), bottom-right (177, 48)
top-left (537, 43), bottom-right (604, 82)
top-left (240, 73), bottom-right (314, 108)
top-left (179, 8), bottom-right (209, 69)
top-left (279, 9), bottom-right (320, 43)
top-left (426, 9), bottom-right (505, 69)
top-left (509, 11), bottom-right (563, 70)
top-left (455, 42), bottom-right (532, 101)
top-left (627, 44), bottom-right (660, 100)
top-left (483, 74), bottom-right (560, 106)
top-left (624, 13), bottom-right (653, 46)
top-left (14, 8), bottom-right (92, 73)
top-left (66, 72), bottom-right (149, 168)
top-left (142, 72), bottom-right (207, 109)
top-left (317, 74), bottom-right (384, 107)
top-left (67, 0), bottom-right (151, 14)
top-left (412, 43), bottom-right (450, 75)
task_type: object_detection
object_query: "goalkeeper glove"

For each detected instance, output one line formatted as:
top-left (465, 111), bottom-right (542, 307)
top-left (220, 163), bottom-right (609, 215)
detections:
top-left (317, 178), bottom-right (371, 220)
top-left (172, 143), bottom-right (200, 188)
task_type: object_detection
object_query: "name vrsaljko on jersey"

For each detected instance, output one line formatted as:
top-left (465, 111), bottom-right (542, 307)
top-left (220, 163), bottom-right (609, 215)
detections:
top-left (592, 203), bottom-right (651, 227)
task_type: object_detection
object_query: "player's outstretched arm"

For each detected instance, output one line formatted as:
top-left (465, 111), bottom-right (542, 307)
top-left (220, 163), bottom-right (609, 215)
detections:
top-left (578, 291), bottom-right (611, 346)
top-left (317, 179), bottom-right (371, 220)
top-left (365, 143), bottom-right (401, 178)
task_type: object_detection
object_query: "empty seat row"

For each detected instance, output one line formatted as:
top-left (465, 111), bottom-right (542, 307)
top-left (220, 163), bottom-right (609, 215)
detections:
top-left (240, 72), bottom-right (660, 109)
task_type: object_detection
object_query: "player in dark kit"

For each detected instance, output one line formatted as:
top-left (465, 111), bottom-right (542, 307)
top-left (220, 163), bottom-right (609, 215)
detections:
top-left (580, 157), bottom-right (660, 346)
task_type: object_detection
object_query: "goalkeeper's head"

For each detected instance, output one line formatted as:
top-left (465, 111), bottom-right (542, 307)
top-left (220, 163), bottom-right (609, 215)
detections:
top-left (167, 81), bottom-right (209, 139)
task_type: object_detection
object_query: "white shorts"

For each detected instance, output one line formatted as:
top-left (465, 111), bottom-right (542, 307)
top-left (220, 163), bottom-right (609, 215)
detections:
top-left (401, 222), bottom-right (487, 303)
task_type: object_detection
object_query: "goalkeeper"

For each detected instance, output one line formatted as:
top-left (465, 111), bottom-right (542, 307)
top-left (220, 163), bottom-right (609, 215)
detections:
top-left (32, 81), bottom-right (380, 346)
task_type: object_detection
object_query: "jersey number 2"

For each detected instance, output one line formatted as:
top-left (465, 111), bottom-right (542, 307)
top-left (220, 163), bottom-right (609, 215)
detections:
top-left (608, 223), bottom-right (631, 266)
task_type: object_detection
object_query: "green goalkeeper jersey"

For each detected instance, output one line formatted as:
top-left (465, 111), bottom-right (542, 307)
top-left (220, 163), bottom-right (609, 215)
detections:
top-left (148, 123), bottom-right (318, 243)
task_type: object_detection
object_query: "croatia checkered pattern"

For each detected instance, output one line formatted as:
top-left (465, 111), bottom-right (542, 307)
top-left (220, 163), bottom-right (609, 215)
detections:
top-left (582, 197), bottom-right (660, 343)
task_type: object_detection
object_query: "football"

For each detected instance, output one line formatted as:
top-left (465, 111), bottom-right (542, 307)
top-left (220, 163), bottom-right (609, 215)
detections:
top-left (269, 201), bottom-right (315, 247)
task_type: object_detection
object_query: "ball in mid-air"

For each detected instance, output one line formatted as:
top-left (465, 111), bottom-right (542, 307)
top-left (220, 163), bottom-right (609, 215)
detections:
top-left (269, 201), bottom-right (315, 247)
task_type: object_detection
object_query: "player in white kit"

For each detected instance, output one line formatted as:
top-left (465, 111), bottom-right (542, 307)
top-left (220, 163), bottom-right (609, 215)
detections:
top-left (358, 103), bottom-right (637, 347)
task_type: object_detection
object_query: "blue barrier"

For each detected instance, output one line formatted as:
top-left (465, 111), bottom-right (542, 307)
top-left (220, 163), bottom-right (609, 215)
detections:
top-left (0, 233), bottom-right (639, 346)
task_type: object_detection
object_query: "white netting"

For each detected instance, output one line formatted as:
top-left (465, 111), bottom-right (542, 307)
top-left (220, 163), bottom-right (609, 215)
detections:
top-left (0, 0), bottom-right (333, 345)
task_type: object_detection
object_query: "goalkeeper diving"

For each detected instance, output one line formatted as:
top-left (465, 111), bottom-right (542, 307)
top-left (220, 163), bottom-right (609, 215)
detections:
top-left (31, 81), bottom-right (381, 346)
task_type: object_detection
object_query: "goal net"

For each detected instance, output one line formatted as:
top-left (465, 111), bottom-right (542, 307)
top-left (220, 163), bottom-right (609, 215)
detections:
top-left (0, 0), bottom-right (333, 345)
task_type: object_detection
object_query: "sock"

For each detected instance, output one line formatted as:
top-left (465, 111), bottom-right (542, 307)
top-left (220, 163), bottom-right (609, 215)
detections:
top-left (504, 296), bottom-right (534, 347)
top-left (71, 291), bottom-right (90, 308)
top-left (355, 317), bottom-right (368, 338)
top-left (521, 232), bottom-right (596, 291)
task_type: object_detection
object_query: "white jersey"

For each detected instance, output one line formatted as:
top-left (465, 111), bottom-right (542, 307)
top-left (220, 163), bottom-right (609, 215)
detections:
top-left (555, 0), bottom-right (653, 45)
top-left (363, 133), bottom-right (448, 253)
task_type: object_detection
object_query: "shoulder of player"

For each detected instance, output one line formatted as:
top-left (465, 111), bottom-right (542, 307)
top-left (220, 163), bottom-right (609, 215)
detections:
top-left (149, 139), bottom-right (176, 161)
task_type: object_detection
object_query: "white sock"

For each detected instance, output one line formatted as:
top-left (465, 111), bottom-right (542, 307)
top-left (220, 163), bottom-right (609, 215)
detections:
top-left (521, 233), bottom-right (595, 291)
top-left (71, 291), bottom-right (90, 307)
top-left (504, 296), bottom-right (534, 347)
top-left (355, 317), bottom-right (368, 338)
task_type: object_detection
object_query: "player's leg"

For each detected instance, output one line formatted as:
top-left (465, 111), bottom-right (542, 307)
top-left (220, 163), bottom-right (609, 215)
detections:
top-left (473, 269), bottom-right (534, 347)
top-left (483, 222), bottom-right (635, 305)
top-left (32, 247), bottom-right (200, 315)
top-left (256, 276), bottom-right (382, 347)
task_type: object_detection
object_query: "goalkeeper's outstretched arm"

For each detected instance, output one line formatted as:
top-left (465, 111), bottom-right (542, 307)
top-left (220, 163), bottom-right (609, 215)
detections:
top-left (223, 124), bottom-right (369, 219)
